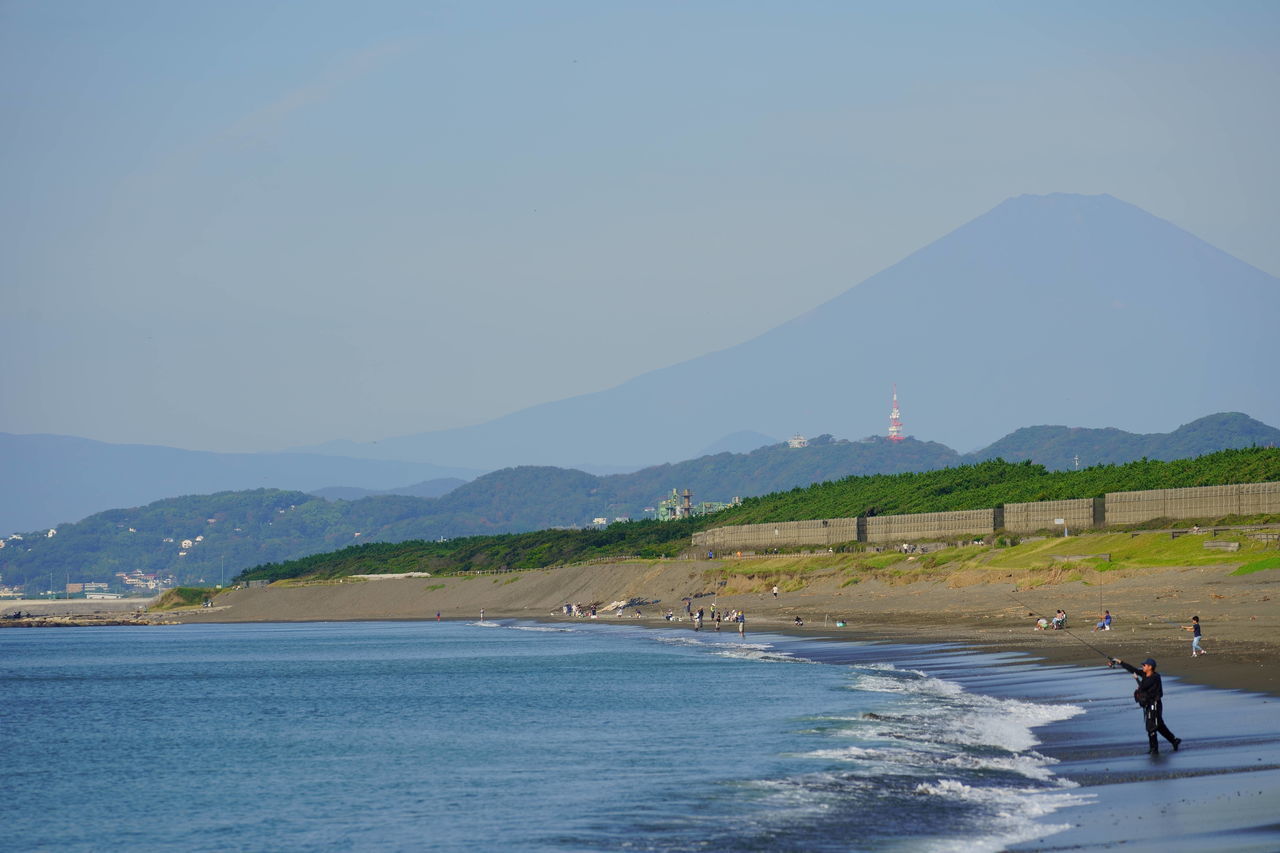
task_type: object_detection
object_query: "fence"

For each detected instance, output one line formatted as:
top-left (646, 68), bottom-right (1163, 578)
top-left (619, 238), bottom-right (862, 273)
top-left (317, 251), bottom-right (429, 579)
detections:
top-left (1104, 481), bottom-right (1280, 526)
top-left (691, 481), bottom-right (1280, 551)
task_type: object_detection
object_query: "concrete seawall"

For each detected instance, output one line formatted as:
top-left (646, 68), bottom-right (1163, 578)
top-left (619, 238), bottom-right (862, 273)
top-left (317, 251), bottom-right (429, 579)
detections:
top-left (693, 481), bottom-right (1280, 551)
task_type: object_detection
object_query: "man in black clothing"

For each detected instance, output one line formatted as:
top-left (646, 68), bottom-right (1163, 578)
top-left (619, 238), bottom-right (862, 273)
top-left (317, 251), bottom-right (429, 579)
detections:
top-left (1111, 657), bottom-right (1182, 754)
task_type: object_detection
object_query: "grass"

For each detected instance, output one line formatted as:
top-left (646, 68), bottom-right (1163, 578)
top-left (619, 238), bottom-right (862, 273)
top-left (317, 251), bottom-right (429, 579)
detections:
top-left (1231, 555), bottom-right (1280, 576)
top-left (721, 528), bottom-right (1277, 592)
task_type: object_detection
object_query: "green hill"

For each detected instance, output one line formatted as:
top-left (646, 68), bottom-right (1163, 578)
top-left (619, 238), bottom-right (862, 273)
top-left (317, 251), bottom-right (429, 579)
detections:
top-left (235, 446), bottom-right (1280, 583)
top-left (5, 416), bottom-right (1276, 596)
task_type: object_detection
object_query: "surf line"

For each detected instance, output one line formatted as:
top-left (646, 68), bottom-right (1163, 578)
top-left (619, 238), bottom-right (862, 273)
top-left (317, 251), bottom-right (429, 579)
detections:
top-left (1006, 591), bottom-right (1116, 663)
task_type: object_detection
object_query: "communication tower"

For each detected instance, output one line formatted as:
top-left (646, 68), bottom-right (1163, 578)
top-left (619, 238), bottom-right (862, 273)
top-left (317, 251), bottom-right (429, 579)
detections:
top-left (887, 386), bottom-right (905, 442)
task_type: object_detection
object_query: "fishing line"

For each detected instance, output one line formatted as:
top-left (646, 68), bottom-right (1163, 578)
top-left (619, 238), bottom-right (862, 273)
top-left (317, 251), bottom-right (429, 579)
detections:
top-left (1006, 591), bottom-right (1115, 662)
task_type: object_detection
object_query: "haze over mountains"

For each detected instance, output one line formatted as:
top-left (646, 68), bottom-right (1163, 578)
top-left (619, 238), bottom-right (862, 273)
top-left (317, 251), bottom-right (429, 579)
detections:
top-left (299, 193), bottom-right (1280, 469)
top-left (0, 434), bottom-right (480, 534)
top-left (4, 193), bottom-right (1278, 535)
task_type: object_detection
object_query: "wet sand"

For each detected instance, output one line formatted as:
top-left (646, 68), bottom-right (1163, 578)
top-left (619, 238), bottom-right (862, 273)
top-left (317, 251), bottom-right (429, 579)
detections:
top-left (777, 635), bottom-right (1280, 852)
top-left (166, 557), bottom-right (1280, 696)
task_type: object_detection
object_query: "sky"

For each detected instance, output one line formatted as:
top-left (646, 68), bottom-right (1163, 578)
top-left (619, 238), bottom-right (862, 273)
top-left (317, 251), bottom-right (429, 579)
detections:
top-left (3, 1), bottom-right (1278, 454)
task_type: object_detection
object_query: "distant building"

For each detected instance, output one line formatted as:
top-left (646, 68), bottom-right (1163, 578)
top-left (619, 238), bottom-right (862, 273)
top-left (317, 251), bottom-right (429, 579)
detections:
top-left (788, 434), bottom-right (809, 448)
top-left (656, 490), bottom-right (740, 521)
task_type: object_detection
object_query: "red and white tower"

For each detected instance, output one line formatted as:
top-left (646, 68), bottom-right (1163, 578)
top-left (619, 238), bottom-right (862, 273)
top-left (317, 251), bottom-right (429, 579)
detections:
top-left (887, 385), bottom-right (905, 442)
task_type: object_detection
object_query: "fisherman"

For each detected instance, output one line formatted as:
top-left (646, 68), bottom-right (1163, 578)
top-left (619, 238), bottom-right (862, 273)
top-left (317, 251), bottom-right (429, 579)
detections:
top-left (1110, 656), bottom-right (1181, 754)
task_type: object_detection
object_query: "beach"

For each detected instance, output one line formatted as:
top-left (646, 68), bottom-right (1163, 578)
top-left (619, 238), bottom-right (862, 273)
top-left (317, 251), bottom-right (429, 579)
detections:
top-left (9, 558), bottom-right (1280, 850)
top-left (164, 556), bottom-right (1280, 696)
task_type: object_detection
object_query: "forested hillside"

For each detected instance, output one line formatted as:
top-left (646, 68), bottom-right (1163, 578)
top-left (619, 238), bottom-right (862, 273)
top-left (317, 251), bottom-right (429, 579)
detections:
top-left (5, 417), bottom-right (1276, 595)
top-left (969, 412), bottom-right (1280, 470)
top-left (237, 447), bottom-right (1280, 583)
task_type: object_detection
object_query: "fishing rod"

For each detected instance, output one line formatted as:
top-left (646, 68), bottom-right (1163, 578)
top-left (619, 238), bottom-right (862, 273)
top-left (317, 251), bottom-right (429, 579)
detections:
top-left (1006, 591), bottom-right (1116, 663)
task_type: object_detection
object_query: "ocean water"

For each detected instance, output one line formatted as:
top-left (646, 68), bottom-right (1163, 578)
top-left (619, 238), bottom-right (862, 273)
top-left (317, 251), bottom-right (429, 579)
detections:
top-left (0, 620), bottom-right (1094, 852)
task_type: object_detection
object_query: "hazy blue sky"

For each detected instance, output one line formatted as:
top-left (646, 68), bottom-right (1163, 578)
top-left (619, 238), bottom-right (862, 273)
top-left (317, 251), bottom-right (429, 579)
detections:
top-left (3, 1), bottom-right (1277, 453)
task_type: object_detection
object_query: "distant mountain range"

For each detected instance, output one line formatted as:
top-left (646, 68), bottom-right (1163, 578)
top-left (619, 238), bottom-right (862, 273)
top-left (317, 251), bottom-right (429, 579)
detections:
top-left (0, 433), bottom-right (481, 533)
top-left (3, 413), bottom-right (1275, 593)
top-left (292, 193), bottom-right (1280, 469)
top-left (308, 479), bottom-right (469, 502)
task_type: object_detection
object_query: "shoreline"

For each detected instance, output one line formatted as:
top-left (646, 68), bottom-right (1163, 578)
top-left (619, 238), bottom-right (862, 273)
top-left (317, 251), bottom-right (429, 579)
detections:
top-left (159, 557), bottom-right (1280, 696)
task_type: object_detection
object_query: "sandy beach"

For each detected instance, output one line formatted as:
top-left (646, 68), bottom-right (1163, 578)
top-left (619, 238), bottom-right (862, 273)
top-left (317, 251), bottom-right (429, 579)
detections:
top-left (162, 555), bottom-right (1280, 696)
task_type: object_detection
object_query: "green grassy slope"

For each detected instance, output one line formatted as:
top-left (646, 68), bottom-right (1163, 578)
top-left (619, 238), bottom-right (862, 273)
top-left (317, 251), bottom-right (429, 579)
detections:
top-left (236, 447), bottom-right (1280, 583)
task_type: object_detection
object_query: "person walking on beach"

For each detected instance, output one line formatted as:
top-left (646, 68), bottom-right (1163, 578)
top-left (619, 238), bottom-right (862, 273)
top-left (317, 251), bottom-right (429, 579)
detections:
top-left (1183, 616), bottom-right (1206, 656)
top-left (736, 611), bottom-right (745, 637)
top-left (772, 585), bottom-right (779, 599)
top-left (1110, 657), bottom-right (1181, 754)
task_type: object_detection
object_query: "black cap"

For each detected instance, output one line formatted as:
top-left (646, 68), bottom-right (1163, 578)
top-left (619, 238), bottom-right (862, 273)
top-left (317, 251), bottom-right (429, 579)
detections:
top-left (1142, 658), bottom-right (1157, 668)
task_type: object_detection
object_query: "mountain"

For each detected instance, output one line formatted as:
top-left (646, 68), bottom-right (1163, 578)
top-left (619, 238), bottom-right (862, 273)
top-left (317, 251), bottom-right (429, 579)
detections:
top-left (969, 413), bottom-right (1280, 470)
top-left (0, 433), bottom-right (481, 533)
top-left (309, 478), bottom-right (468, 502)
top-left (296, 193), bottom-right (1280, 469)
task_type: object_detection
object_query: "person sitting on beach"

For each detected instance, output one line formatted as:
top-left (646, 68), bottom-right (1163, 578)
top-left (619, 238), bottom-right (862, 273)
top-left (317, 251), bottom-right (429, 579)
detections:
top-left (1035, 617), bottom-right (1049, 631)
top-left (793, 616), bottom-right (804, 627)
top-left (1051, 609), bottom-right (1067, 630)
top-left (1094, 610), bottom-right (1112, 632)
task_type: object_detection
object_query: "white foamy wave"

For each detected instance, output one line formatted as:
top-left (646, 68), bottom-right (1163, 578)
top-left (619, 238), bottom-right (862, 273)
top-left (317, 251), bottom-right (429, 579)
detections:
top-left (847, 668), bottom-right (1083, 752)
top-left (852, 671), bottom-right (966, 698)
top-left (714, 646), bottom-right (808, 664)
top-left (508, 625), bottom-right (576, 633)
top-left (653, 635), bottom-right (713, 648)
top-left (739, 773), bottom-right (874, 825)
top-left (801, 742), bottom-right (1068, 783)
top-left (914, 778), bottom-right (1092, 852)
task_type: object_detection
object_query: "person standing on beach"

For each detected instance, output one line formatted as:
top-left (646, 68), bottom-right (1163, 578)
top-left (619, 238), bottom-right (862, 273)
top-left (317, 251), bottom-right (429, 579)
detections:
top-left (1183, 616), bottom-right (1206, 656)
top-left (772, 585), bottom-right (779, 599)
top-left (1110, 657), bottom-right (1181, 754)
top-left (736, 611), bottom-right (745, 637)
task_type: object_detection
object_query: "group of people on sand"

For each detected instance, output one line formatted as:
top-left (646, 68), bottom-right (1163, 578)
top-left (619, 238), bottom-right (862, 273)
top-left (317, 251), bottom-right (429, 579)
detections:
top-left (1035, 609), bottom-right (1209, 657)
top-left (1034, 609), bottom-right (1069, 630)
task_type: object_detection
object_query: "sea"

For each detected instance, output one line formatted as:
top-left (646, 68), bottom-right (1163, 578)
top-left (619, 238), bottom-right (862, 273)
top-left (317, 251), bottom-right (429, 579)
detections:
top-left (3, 620), bottom-right (1277, 852)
